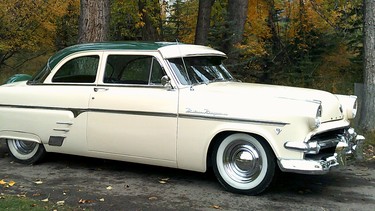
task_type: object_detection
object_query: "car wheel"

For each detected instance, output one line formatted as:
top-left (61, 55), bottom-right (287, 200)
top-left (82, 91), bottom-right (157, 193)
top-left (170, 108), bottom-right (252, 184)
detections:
top-left (212, 133), bottom-right (276, 195)
top-left (6, 139), bottom-right (46, 164)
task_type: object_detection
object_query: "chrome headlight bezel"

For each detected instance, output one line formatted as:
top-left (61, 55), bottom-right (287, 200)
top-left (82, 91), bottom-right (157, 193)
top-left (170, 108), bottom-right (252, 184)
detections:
top-left (348, 96), bottom-right (358, 119)
top-left (336, 95), bottom-right (358, 120)
top-left (346, 95), bottom-right (357, 120)
top-left (310, 104), bottom-right (322, 129)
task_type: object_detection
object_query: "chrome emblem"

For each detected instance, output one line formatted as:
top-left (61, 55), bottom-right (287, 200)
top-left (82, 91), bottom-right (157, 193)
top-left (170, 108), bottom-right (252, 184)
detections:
top-left (275, 128), bottom-right (282, 135)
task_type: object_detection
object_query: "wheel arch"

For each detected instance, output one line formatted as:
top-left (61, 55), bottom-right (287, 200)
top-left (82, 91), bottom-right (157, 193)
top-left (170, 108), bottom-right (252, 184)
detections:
top-left (206, 130), bottom-right (277, 171)
top-left (0, 131), bottom-right (42, 144)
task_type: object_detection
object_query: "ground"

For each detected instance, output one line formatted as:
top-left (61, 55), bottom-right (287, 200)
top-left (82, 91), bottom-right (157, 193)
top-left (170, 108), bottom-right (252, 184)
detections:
top-left (0, 140), bottom-right (374, 210)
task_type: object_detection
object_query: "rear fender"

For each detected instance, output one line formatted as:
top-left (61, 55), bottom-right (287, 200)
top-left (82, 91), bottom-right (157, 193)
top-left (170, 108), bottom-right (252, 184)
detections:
top-left (0, 131), bottom-right (41, 144)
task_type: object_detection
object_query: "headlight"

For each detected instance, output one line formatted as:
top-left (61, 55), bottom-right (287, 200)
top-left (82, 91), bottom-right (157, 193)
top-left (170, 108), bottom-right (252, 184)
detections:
top-left (309, 104), bottom-right (322, 129)
top-left (345, 96), bottom-right (357, 120)
top-left (336, 95), bottom-right (358, 120)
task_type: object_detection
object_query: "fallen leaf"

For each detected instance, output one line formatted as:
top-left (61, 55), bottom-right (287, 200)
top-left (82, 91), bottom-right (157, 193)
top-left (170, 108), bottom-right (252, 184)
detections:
top-left (56, 200), bottom-right (65, 206)
top-left (8, 181), bottom-right (16, 187)
top-left (106, 185), bottom-right (113, 190)
top-left (79, 199), bottom-right (95, 204)
top-left (34, 180), bottom-right (43, 185)
top-left (148, 196), bottom-right (158, 200)
top-left (212, 205), bottom-right (221, 209)
top-left (41, 198), bottom-right (49, 202)
top-left (0, 180), bottom-right (6, 185)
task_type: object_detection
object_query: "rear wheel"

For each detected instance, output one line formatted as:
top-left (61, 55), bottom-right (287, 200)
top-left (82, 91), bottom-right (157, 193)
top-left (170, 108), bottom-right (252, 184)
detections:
top-left (7, 139), bottom-right (46, 164)
top-left (212, 133), bottom-right (276, 195)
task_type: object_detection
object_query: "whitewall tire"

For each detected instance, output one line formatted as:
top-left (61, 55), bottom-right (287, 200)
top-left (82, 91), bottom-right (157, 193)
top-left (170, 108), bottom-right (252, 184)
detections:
top-left (7, 139), bottom-right (46, 164)
top-left (212, 133), bottom-right (276, 195)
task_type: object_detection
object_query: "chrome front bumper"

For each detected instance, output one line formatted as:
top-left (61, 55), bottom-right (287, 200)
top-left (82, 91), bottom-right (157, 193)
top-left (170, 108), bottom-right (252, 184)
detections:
top-left (278, 128), bottom-right (365, 175)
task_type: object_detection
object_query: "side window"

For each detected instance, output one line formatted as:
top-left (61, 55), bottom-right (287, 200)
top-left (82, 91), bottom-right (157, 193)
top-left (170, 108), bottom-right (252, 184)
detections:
top-left (52, 55), bottom-right (99, 83)
top-left (104, 55), bottom-right (164, 85)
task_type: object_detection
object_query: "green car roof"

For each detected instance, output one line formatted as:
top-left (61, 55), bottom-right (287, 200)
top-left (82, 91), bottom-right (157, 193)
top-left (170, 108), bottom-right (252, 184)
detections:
top-left (48, 41), bottom-right (176, 69)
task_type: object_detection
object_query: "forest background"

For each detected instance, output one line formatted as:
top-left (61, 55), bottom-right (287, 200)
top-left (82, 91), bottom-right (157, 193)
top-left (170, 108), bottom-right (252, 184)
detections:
top-left (0, 0), bottom-right (364, 91)
top-left (0, 0), bottom-right (373, 152)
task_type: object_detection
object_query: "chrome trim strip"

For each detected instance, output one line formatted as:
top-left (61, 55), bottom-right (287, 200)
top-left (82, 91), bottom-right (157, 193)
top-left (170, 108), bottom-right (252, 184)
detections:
top-left (0, 103), bottom-right (287, 125)
top-left (53, 128), bottom-right (70, 132)
top-left (89, 108), bottom-right (177, 118)
top-left (0, 104), bottom-right (86, 118)
top-left (56, 121), bottom-right (74, 125)
top-left (179, 113), bottom-right (288, 126)
top-left (0, 104), bottom-right (177, 118)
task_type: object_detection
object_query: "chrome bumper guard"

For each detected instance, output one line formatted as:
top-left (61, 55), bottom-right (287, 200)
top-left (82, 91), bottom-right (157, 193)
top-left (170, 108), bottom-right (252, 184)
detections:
top-left (279, 128), bottom-right (365, 175)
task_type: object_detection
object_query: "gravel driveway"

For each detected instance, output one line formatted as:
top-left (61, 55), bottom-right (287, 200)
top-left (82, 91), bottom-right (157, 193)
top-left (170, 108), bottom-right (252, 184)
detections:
top-left (1, 140), bottom-right (374, 210)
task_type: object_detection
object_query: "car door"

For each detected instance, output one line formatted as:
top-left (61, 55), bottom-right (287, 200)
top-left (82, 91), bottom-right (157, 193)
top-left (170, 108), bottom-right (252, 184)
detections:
top-left (39, 52), bottom-right (101, 154)
top-left (86, 52), bottom-right (179, 167)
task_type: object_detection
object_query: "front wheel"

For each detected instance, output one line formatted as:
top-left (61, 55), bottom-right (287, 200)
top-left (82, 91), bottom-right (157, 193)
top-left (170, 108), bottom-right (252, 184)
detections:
top-left (7, 139), bottom-right (46, 164)
top-left (212, 133), bottom-right (276, 195)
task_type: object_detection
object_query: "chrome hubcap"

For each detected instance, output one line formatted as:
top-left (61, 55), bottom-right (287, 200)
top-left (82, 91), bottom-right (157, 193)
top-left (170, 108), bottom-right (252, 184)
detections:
top-left (223, 140), bottom-right (262, 183)
top-left (12, 140), bottom-right (37, 155)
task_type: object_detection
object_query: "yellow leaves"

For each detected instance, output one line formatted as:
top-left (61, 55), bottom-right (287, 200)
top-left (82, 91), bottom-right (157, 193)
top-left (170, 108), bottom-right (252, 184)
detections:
top-left (0, 0), bottom-right (70, 54)
top-left (0, 179), bottom-right (16, 188)
top-left (8, 181), bottom-right (16, 187)
top-left (212, 205), bottom-right (222, 209)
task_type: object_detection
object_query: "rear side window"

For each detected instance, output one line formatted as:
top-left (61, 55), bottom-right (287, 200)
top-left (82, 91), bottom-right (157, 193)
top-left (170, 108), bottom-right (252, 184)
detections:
top-left (104, 55), bottom-right (164, 85)
top-left (52, 55), bottom-right (99, 83)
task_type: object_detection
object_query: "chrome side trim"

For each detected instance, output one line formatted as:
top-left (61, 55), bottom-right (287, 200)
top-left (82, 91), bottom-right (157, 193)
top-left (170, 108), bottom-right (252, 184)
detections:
top-left (89, 108), bottom-right (177, 118)
top-left (0, 103), bottom-right (287, 126)
top-left (0, 104), bottom-right (177, 119)
top-left (53, 128), bottom-right (70, 132)
top-left (0, 104), bottom-right (86, 118)
top-left (179, 114), bottom-right (289, 126)
top-left (56, 121), bottom-right (73, 125)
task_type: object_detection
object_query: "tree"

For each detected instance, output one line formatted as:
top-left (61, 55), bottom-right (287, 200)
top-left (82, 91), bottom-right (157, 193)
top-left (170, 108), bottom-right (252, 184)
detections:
top-left (56, 0), bottom-right (80, 50)
top-left (360, 0), bottom-right (375, 132)
top-left (195, 0), bottom-right (215, 45)
top-left (0, 0), bottom-right (69, 68)
top-left (78, 0), bottom-right (110, 43)
top-left (138, 0), bottom-right (162, 41)
top-left (223, 0), bottom-right (249, 59)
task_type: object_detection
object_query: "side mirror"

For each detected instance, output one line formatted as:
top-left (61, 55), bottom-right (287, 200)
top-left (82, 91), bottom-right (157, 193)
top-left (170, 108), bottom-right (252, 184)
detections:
top-left (161, 75), bottom-right (172, 89)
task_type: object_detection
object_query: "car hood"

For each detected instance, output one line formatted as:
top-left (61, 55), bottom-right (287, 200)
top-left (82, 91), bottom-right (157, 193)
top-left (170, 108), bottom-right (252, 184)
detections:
top-left (179, 82), bottom-right (344, 124)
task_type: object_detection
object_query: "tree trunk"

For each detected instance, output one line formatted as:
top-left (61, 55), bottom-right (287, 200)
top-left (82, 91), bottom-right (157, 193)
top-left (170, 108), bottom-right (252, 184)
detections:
top-left (223, 0), bottom-right (249, 59)
top-left (360, 0), bottom-right (375, 132)
top-left (138, 0), bottom-right (161, 41)
top-left (78, 0), bottom-right (110, 43)
top-left (195, 0), bottom-right (215, 45)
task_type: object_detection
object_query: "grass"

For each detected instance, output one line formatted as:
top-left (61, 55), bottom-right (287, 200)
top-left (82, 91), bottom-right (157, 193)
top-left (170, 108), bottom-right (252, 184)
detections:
top-left (0, 194), bottom-right (82, 211)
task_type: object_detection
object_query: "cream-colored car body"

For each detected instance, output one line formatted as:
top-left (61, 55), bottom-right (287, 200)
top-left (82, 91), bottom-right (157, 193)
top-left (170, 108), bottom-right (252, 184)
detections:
top-left (0, 43), bottom-right (362, 175)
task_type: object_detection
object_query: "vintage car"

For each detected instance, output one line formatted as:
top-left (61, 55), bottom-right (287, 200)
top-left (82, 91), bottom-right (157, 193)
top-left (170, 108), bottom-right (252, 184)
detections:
top-left (0, 42), bottom-right (364, 195)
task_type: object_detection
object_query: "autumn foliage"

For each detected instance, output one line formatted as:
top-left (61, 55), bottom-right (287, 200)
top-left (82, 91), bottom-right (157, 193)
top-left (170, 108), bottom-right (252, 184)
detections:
top-left (0, 0), bottom-right (363, 93)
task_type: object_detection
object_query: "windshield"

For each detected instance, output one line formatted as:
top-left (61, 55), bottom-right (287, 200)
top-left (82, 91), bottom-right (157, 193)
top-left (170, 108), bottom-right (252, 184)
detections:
top-left (168, 56), bottom-right (234, 85)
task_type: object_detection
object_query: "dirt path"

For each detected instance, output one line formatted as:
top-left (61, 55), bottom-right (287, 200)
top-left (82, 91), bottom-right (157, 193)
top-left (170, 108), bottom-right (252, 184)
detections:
top-left (1, 140), bottom-right (374, 210)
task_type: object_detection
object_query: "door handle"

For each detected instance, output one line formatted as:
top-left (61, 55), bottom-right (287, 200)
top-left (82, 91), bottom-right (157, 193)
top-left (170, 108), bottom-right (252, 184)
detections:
top-left (94, 87), bottom-right (109, 92)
